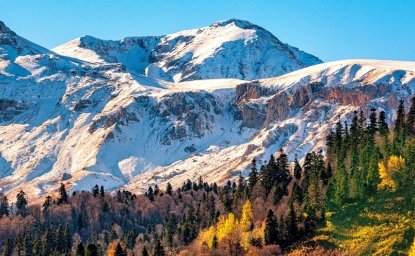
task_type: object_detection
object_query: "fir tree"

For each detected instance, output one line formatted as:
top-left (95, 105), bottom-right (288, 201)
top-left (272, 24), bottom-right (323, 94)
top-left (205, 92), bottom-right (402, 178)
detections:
top-left (261, 154), bottom-right (278, 195)
top-left (92, 185), bottom-right (99, 197)
top-left (141, 246), bottom-right (149, 256)
top-left (58, 183), bottom-right (69, 205)
top-left (166, 182), bottom-right (173, 196)
top-left (153, 240), bottom-right (165, 256)
top-left (100, 185), bottom-right (105, 197)
top-left (166, 213), bottom-right (177, 247)
top-left (406, 97), bottom-right (415, 135)
top-left (368, 108), bottom-right (378, 136)
top-left (85, 243), bottom-right (98, 256)
top-left (42, 227), bottom-right (54, 256)
top-left (393, 99), bottom-right (406, 154)
top-left (42, 195), bottom-right (52, 212)
top-left (146, 187), bottom-right (154, 201)
top-left (16, 190), bottom-right (28, 216)
top-left (114, 242), bottom-right (126, 256)
top-left (0, 194), bottom-right (9, 216)
top-left (378, 111), bottom-right (389, 137)
top-left (2, 238), bottom-right (13, 256)
top-left (76, 242), bottom-right (85, 256)
top-left (248, 158), bottom-right (258, 194)
top-left (264, 209), bottom-right (278, 245)
top-left (293, 155), bottom-right (302, 180)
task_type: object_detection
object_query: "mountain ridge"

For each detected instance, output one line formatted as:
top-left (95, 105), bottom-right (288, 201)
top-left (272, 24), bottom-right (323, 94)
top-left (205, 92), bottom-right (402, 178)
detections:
top-left (0, 20), bottom-right (414, 198)
top-left (52, 18), bottom-right (322, 82)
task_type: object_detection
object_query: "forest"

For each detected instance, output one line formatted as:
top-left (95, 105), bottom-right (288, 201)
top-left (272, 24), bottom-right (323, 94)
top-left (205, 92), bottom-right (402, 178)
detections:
top-left (0, 99), bottom-right (414, 256)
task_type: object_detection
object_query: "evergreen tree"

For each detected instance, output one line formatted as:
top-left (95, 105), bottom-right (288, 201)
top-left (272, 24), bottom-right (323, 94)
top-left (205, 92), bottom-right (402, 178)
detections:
top-left (42, 195), bottom-right (52, 212)
top-left (293, 156), bottom-right (302, 180)
top-left (166, 182), bottom-right (173, 196)
top-left (153, 240), bottom-right (165, 256)
top-left (92, 185), bottom-right (99, 197)
top-left (166, 214), bottom-right (177, 247)
top-left (378, 111), bottom-right (389, 137)
top-left (100, 185), bottom-right (105, 197)
top-left (2, 238), bottom-right (13, 256)
top-left (248, 158), bottom-right (258, 194)
top-left (76, 242), bottom-right (85, 256)
top-left (264, 209), bottom-right (278, 245)
top-left (146, 187), bottom-right (154, 201)
top-left (212, 235), bottom-right (218, 249)
top-left (114, 242), bottom-right (126, 256)
top-left (0, 194), bottom-right (9, 216)
top-left (154, 185), bottom-right (160, 196)
top-left (58, 183), bottom-right (69, 204)
top-left (406, 97), bottom-right (415, 135)
top-left (16, 190), bottom-right (28, 216)
top-left (23, 232), bottom-right (33, 256)
top-left (261, 154), bottom-right (278, 195)
top-left (42, 227), bottom-right (54, 256)
top-left (141, 246), bottom-right (149, 256)
top-left (368, 108), bottom-right (378, 136)
top-left (291, 182), bottom-right (304, 204)
top-left (394, 99), bottom-right (406, 154)
top-left (85, 243), bottom-right (98, 256)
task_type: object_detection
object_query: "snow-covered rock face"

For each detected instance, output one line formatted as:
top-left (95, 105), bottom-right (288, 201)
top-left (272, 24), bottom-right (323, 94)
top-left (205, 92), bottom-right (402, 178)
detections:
top-left (1, 20), bottom-right (415, 198)
top-left (53, 19), bottom-right (322, 82)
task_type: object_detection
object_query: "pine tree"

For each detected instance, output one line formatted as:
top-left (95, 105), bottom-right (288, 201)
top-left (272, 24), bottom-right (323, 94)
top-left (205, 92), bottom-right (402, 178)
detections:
top-left (166, 213), bottom-right (177, 247)
top-left (42, 227), bottom-right (54, 256)
top-left (264, 209), bottom-right (278, 245)
top-left (23, 232), bottom-right (33, 256)
top-left (58, 183), bottom-right (69, 205)
top-left (286, 202), bottom-right (298, 244)
top-left (16, 190), bottom-right (28, 216)
top-left (378, 111), bottom-right (389, 137)
top-left (261, 154), bottom-right (278, 195)
top-left (146, 187), bottom-right (154, 201)
top-left (100, 185), bottom-right (105, 197)
top-left (92, 185), bottom-right (99, 197)
top-left (291, 182), bottom-right (304, 204)
top-left (294, 155), bottom-right (302, 180)
top-left (154, 185), bottom-right (160, 196)
top-left (114, 242), bottom-right (126, 256)
top-left (166, 182), bottom-right (173, 196)
top-left (248, 158), bottom-right (258, 194)
top-left (394, 99), bottom-right (406, 154)
top-left (76, 242), bottom-right (85, 256)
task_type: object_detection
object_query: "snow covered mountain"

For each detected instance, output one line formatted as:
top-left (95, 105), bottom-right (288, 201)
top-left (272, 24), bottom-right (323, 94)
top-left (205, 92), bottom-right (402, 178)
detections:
top-left (53, 19), bottom-right (322, 82)
top-left (1, 20), bottom-right (414, 198)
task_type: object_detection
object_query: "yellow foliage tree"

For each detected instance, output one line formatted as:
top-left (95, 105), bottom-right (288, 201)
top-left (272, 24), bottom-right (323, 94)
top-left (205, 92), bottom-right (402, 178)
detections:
top-left (409, 238), bottom-right (415, 256)
top-left (196, 226), bottom-right (216, 248)
top-left (240, 200), bottom-right (253, 232)
top-left (378, 155), bottom-right (405, 192)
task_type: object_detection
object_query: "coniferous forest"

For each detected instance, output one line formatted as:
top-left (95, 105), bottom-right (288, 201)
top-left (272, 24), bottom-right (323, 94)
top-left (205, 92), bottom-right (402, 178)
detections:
top-left (0, 100), bottom-right (414, 255)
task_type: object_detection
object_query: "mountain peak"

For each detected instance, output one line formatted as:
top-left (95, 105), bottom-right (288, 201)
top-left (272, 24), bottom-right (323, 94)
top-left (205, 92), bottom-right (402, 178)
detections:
top-left (0, 21), bottom-right (17, 39)
top-left (210, 18), bottom-right (259, 30)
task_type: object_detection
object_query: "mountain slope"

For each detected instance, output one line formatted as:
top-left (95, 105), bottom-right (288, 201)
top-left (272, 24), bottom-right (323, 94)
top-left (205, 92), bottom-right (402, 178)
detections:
top-left (1, 20), bottom-right (415, 198)
top-left (53, 19), bottom-right (322, 82)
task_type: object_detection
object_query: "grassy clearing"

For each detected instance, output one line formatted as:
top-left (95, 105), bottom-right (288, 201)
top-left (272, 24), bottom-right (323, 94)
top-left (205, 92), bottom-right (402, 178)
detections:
top-left (311, 190), bottom-right (414, 255)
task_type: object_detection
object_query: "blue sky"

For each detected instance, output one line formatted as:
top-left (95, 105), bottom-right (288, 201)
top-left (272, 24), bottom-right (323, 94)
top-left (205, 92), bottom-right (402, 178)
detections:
top-left (1, 0), bottom-right (414, 62)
